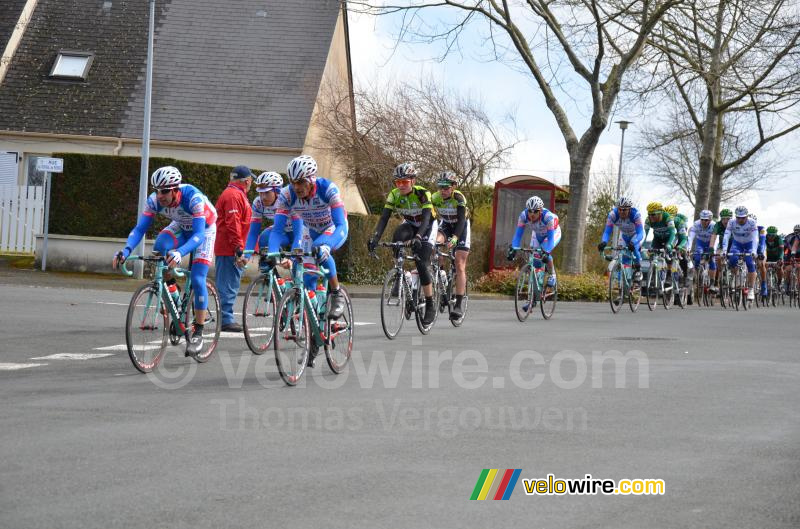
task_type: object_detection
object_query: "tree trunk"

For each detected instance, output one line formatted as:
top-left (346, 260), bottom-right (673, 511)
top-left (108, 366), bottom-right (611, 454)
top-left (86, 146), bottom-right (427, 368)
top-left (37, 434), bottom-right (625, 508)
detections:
top-left (561, 131), bottom-right (601, 274)
top-left (695, 100), bottom-right (718, 217)
top-left (709, 116), bottom-right (725, 215)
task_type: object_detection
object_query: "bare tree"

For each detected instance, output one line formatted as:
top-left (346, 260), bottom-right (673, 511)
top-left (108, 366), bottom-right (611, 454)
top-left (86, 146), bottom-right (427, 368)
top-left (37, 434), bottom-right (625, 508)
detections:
top-left (313, 77), bottom-right (518, 210)
top-left (638, 0), bottom-right (800, 216)
top-left (349, 0), bottom-right (682, 273)
top-left (633, 95), bottom-right (785, 210)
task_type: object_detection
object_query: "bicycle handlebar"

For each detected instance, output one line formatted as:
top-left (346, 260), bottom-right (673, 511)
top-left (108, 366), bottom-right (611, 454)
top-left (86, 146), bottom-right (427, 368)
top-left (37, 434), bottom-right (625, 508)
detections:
top-left (120, 255), bottom-right (186, 278)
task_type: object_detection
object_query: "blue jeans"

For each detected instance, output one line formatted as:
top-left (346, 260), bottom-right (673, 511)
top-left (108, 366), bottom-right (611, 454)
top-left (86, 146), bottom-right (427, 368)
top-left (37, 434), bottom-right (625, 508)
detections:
top-left (215, 255), bottom-right (243, 325)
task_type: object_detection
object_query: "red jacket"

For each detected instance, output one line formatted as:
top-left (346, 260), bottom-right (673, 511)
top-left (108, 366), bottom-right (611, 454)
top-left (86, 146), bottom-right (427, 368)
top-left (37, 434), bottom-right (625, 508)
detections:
top-left (214, 182), bottom-right (252, 256)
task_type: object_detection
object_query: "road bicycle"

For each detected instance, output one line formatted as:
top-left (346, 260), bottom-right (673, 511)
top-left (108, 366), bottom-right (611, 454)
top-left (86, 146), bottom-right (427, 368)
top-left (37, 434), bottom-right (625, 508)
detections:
top-left (765, 262), bottom-right (781, 307)
top-left (514, 248), bottom-right (557, 321)
top-left (785, 258), bottom-right (799, 308)
top-left (241, 249), bottom-right (293, 355)
top-left (604, 245), bottom-right (642, 313)
top-left (693, 252), bottom-right (715, 307)
top-left (374, 241), bottom-right (440, 339)
top-left (644, 249), bottom-right (676, 311)
top-left (434, 243), bottom-right (469, 327)
top-left (272, 249), bottom-right (353, 386)
top-left (725, 252), bottom-right (751, 311)
top-left (121, 254), bottom-right (220, 373)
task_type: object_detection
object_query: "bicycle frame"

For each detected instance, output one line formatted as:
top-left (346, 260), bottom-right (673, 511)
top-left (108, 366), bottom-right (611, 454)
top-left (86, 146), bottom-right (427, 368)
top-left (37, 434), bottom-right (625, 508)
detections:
top-left (123, 255), bottom-right (190, 339)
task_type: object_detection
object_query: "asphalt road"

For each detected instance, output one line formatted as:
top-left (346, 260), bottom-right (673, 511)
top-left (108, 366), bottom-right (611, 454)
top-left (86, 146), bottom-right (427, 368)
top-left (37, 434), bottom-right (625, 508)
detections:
top-left (1, 279), bottom-right (798, 529)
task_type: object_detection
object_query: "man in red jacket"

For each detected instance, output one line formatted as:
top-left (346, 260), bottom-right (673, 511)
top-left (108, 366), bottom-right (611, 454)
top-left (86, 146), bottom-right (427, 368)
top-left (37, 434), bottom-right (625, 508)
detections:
top-left (214, 165), bottom-right (253, 332)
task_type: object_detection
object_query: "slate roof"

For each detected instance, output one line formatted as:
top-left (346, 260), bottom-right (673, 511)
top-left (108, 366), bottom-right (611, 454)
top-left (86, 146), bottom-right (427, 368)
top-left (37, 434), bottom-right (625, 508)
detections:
top-left (0, 0), bottom-right (28, 47)
top-left (0, 0), bottom-right (345, 150)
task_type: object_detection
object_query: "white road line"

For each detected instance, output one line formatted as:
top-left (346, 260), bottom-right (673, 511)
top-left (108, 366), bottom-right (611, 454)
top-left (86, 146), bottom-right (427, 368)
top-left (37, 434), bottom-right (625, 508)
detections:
top-left (0, 363), bottom-right (48, 371)
top-left (95, 344), bottom-right (160, 351)
top-left (31, 353), bottom-right (115, 360)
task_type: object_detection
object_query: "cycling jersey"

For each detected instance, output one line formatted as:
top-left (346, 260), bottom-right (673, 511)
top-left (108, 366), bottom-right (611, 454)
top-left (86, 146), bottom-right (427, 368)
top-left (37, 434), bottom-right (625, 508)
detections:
top-left (765, 234), bottom-right (784, 261)
top-left (274, 178), bottom-right (345, 234)
top-left (384, 186), bottom-right (435, 227)
top-left (142, 184), bottom-right (217, 230)
top-left (784, 233), bottom-right (800, 258)
top-left (722, 218), bottom-right (759, 251)
top-left (645, 212), bottom-right (676, 247)
top-left (245, 192), bottom-right (293, 253)
top-left (688, 220), bottom-right (715, 249)
top-left (601, 207), bottom-right (645, 251)
top-left (431, 190), bottom-right (468, 225)
top-left (512, 208), bottom-right (561, 253)
top-left (673, 215), bottom-right (689, 250)
top-left (757, 225), bottom-right (766, 255)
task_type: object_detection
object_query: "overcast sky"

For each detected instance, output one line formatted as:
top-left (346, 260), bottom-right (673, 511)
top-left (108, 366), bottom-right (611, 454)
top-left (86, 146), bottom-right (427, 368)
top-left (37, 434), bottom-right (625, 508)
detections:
top-left (347, 8), bottom-right (800, 233)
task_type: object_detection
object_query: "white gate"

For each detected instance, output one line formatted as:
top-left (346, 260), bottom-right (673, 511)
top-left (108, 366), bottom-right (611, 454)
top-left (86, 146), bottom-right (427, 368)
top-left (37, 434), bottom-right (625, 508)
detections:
top-left (0, 186), bottom-right (45, 253)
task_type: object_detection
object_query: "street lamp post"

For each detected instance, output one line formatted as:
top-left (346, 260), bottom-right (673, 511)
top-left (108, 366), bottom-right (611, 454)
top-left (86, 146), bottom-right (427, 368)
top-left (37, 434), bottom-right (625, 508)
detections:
top-left (134, 0), bottom-right (156, 279)
top-left (611, 120), bottom-right (632, 249)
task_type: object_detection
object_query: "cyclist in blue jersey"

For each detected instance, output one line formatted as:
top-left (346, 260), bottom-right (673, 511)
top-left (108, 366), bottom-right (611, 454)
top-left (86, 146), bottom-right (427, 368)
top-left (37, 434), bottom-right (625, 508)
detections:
top-left (507, 196), bottom-right (560, 311)
top-left (112, 166), bottom-right (217, 356)
top-left (597, 197), bottom-right (645, 282)
top-left (269, 155), bottom-right (349, 320)
top-left (245, 171), bottom-right (289, 263)
top-left (722, 206), bottom-right (760, 301)
top-left (687, 209), bottom-right (717, 286)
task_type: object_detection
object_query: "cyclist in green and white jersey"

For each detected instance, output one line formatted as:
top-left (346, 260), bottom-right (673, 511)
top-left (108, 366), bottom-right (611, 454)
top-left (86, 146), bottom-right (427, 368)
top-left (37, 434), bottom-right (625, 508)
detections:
top-left (368, 163), bottom-right (438, 325)
top-left (431, 171), bottom-right (469, 321)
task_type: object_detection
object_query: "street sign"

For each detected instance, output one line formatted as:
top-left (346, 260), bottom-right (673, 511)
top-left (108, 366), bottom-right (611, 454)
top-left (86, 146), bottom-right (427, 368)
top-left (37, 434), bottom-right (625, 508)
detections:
top-left (36, 157), bottom-right (63, 173)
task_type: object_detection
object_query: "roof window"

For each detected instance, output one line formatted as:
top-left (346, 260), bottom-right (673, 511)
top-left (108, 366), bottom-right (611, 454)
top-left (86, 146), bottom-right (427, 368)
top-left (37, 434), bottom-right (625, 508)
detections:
top-left (49, 51), bottom-right (94, 80)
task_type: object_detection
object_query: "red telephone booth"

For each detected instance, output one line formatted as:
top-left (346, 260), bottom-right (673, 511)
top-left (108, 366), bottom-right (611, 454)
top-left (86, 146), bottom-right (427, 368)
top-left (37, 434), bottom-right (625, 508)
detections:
top-left (489, 175), bottom-right (568, 270)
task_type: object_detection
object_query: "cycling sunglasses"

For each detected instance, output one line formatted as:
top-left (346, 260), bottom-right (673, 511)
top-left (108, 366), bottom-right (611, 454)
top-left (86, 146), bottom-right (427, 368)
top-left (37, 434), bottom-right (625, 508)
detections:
top-left (156, 187), bottom-right (177, 195)
top-left (394, 178), bottom-right (412, 186)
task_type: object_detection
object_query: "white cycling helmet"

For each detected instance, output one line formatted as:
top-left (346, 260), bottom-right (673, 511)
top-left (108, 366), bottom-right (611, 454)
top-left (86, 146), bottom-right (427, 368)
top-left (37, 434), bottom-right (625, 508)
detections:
top-left (794, 224), bottom-right (800, 232)
top-left (699, 209), bottom-right (713, 220)
top-left (734, 206), bottom-right (748, 218)
top-left (526, 196), bottom-right (544, 212)
top-left (393, 162), bottom-right (417, 181)
top-left (287, 155), bottom-right (318, 183)
top-left (617, 196), bottom-right (633, 208)
top-left (748, 213), bottom-right (757, 222)
top-left (255, 171), bottom-right (283, 192)
top-left (151, 166), bottom-right (182, 189)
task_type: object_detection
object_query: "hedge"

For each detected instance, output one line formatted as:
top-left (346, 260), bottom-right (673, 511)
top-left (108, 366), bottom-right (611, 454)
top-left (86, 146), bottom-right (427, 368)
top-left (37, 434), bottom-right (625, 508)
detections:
top-left (49, 153), bottom-right (261, 238)
top-left (473, 268), bottom-right (607, 301)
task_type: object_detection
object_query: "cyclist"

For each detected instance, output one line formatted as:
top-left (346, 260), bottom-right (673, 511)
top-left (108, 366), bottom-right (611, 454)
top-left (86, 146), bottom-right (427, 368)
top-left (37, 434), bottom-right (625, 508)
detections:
top-left (709, 208), bottom-right (733, 292)
top-left (597, 196), bottom-right (644, 282)
top-left (507, 195), bottom-right (560, 311)
top-left (687, 209), bottom-right (716, 294)
top-left (721, 206), bottom-right (759, 301)
top-left (750, 214), bottom-right (768, 298)
top-left (269, 155), bottom-right (349, 321)
top-left (112, 166), bottom-right (217, 356)
top-left (764, 226), bottom-right (784, 292)
top-left (669, 208), bottom-right (691, 304)
top-left (783, 225), bottom-right (800, 294)
top-left (431, 171), bottom-right (469, 320)
top-left (368, 162), bottom-right (438, 326)
top-left (644, 202), bottom-right (677, 277)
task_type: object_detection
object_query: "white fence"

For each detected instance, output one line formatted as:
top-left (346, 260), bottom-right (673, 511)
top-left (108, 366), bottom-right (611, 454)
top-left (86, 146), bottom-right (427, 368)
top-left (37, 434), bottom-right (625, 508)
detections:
top-left (0, 186), bottom-right (44, 253)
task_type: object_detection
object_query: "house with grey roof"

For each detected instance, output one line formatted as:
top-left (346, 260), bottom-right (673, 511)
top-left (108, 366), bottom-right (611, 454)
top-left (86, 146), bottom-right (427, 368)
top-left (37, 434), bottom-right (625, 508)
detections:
top-left (0, 0), bottom-right (367, 214)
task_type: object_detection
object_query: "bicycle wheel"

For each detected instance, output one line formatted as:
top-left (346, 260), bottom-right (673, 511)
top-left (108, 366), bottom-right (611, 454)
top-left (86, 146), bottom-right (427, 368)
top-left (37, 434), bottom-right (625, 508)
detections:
top-left (324, 286), bottom-right (353, 374)
top-left (183, 280), bottom-right (221, 363)
top-left (274, 287), bottom-right (309, 386)
top-left (243, 275), bottom-right (277, 355)
top-left (125, 284), bottom-right (168, 373)
top-left (540, 270), bottom-right (557, 320)
top-left (695, 269), bottom-right (705, 308)
top-left (675, 272), bottom-right (687, 309)
top-left (608, 262), bottom-right (624, 314)
top-left (450, 281), bottom-right (468, 327)
top-left (732, 271), bottom-right (742, 311)
top-left (415, 269), bottom-right (439, 334)
top-left (380, 268), bottom-right (405, 339)
top-left (628, 272), bottom-right (642, 313)
top-left (515, 264), bottom-right (535, 321)
top-left (646, 266), bottom-right (658, 311)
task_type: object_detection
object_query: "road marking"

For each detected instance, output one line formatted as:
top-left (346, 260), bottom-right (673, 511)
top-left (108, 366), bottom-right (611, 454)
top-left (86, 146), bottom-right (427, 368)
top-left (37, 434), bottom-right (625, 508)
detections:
top-left (0, 363), bottom-right (48, 371)
top-left (95, 344), bottom-right (160, 351)
top-left (95, 302), bottom-right (128, 306)
top-left (31, 353), bottom-right (115, 360)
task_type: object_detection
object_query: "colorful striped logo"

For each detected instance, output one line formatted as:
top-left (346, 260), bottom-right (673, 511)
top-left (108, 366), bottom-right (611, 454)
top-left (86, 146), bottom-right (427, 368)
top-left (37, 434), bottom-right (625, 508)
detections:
top-left (470, 469), bottom-right (522, 500)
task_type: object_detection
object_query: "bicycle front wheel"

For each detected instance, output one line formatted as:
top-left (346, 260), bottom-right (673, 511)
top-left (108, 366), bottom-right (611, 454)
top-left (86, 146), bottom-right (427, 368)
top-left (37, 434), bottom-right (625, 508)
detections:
top-left (515, 264), bottom-right (534, 321)
top-left (125, 284), bottom-right (168, 373)
top-left (628, 270), bottom-right (642, 312)
top-left (646, 267), bottom-right (658, 311)
top-left (415, 270), bottom-right (439, 334)
top-left (380, 268), bottom-right (405, 339)
top-left (243, 275), bottom-right (277, 354)
top-left (540, 271), bottom-right (557, 320)
top-left (608, 262), bottom-right (624, 314)
top-left (324, 286), bottom-right (353, 374)
top-left (274, 287), bottom-right (310, 386)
